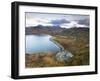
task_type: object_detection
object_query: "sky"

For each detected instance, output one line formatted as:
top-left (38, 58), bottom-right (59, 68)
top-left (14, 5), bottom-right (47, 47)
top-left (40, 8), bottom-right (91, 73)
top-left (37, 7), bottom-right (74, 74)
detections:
top-left (25, 12), bottom-right (89, 28)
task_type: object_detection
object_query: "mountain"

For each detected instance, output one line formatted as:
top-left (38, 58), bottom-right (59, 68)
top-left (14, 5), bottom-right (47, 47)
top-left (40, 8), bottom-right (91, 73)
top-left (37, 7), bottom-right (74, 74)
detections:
top-left (26, 25), bottom-right (64, 35)
top-left (26, 25), bottom-right (89, 37)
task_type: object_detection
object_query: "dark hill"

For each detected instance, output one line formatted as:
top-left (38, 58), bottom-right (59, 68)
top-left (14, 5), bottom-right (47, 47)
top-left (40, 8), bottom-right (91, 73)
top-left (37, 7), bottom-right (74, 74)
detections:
top-left (26, 26), bottom-right (89, 38)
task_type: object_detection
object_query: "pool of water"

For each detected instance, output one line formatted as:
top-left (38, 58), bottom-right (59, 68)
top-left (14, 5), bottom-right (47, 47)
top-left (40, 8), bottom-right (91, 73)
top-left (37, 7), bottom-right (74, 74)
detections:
top-left (26, 34), bottom-right (60, 54)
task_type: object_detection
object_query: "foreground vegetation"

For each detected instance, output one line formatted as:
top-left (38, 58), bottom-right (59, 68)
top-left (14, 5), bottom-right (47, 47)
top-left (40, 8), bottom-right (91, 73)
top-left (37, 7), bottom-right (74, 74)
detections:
top-left (26, 52), bottom-right (72, 68)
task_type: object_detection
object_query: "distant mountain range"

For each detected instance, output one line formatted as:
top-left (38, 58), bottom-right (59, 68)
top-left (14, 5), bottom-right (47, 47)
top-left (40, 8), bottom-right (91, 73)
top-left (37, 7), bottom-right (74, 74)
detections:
top-left (26, 25), bottom-right (63, 35)
top-left (26, 25), bottom-right (89, 36)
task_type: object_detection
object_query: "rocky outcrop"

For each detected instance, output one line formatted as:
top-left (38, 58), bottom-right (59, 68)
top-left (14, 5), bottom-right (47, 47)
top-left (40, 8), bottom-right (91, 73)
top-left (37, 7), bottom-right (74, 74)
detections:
top-left (56, 51), bottom-right (73, 61)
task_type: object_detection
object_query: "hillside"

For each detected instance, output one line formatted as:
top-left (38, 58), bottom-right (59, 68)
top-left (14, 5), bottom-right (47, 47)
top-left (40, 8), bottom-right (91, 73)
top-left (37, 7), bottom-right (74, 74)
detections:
top-left (26, 25), bottom-right (89, 36)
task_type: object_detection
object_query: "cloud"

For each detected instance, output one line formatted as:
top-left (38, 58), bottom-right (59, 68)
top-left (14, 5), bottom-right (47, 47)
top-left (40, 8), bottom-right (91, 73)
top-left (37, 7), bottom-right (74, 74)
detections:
top-left (26, 18), bottom-right (71, 27)
top-left (60, 21), bottom-right (77, 28)
top-left (26, 12), bottom-right (89, 28)
top-left (60, 21), bottom-right (88, 28)
top-left (50, 19), bottom-right (70, 26)
top-left (26, 18), bottom-right (52, 27)
top-left (78, 18), bottom-right (89, 26)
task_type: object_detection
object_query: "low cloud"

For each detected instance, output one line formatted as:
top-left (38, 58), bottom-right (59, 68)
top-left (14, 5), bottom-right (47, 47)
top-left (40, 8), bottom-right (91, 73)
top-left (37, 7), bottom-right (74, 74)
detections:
top-left (50, 19), bottom-right (70, 26)
top-left (78, 18), bottom-right (89, 26)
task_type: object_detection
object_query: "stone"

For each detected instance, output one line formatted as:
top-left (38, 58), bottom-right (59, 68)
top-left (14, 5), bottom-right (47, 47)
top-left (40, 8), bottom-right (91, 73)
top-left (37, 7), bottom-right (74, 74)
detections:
top-left (56, 51), bottom-right (73, 61)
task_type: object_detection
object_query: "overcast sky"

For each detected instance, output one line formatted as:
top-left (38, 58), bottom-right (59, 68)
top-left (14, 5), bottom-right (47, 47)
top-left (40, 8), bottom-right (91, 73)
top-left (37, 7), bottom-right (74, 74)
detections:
top-left (25, 12), bottom-right (89, 28)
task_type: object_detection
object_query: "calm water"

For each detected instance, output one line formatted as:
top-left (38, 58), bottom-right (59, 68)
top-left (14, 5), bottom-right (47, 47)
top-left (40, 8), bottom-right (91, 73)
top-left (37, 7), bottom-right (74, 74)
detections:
top-left (26, 34), bottom-right (60, 54)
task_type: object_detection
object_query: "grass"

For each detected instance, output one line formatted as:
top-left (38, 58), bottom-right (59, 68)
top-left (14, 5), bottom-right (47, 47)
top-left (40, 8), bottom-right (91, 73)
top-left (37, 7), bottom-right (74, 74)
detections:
top-left (26, 52), bottom-right (67, 68)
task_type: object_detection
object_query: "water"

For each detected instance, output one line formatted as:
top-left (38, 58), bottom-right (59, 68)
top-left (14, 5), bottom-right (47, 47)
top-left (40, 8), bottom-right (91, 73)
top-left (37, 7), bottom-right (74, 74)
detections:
top-left (26, 34), bottom-right (60, 54)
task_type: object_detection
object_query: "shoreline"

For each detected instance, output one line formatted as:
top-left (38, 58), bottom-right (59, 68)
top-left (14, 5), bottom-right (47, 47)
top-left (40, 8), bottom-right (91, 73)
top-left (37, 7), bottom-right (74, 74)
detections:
top-left (49, 37), bottom-right (64, 52)
top-left (50, 36), bottom-right (73, 61)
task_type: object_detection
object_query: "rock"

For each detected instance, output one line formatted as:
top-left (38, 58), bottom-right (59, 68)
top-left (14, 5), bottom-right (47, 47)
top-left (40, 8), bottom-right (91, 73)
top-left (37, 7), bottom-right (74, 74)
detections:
top-left (56, 51), bottom-right (73, 61)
